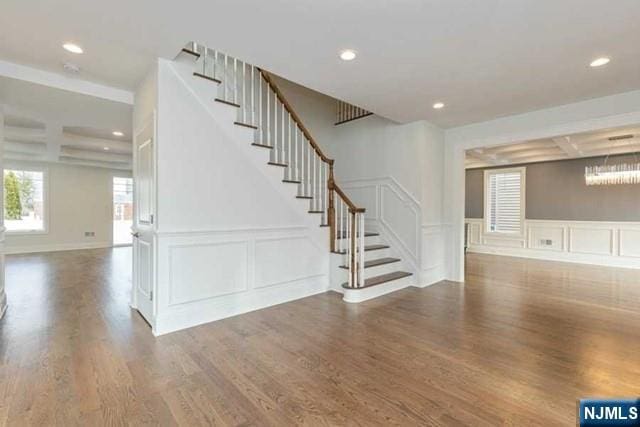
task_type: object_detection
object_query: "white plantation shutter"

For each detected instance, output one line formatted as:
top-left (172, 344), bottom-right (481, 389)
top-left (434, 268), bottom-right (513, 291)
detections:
top-left (486, 169), bottom-right (524, 234)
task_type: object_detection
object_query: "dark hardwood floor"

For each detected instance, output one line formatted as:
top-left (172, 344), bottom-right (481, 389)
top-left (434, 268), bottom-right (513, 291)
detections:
top-left (1, 249), bottom-right (639, 425)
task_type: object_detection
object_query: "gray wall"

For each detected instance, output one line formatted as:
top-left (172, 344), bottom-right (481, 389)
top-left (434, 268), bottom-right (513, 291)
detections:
top-left (465, 154), bottom-right (640, 221)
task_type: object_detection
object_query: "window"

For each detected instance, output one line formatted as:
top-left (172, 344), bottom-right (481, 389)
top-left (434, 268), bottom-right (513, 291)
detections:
top-left (484, 167), bottom-right (525, 235)
top-left (113, 177), bottom-right (133, 245)
top-left (4, 169), bottom-right (46, 233)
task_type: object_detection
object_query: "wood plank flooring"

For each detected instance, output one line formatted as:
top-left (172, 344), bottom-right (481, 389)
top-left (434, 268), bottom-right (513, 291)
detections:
top-left (1, 249), bottom-right (639, 425)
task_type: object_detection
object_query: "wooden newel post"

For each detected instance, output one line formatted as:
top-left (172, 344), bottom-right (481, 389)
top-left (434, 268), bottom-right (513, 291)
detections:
top-left (328, 161), bottom-right (336, 252)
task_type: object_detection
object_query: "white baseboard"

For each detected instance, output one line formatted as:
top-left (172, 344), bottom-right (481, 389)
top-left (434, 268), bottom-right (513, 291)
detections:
top-left (154, 275), bottom-right (329, 336)
top-left (4, 241), bottom-right (113, 255)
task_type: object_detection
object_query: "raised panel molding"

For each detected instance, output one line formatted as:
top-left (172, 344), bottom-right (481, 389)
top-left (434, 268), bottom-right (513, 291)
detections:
top-left (619, 229), bottom-right (640, 258)
top-left (154, 227), bottom-right (330, 335)
top-left (465, 218), bottom-right (640, 269)
top-left (168, 241), bottom-right (249, 306)
top-left (342, 177), bottom-right (421, 270)
top-left (568, 227), bottom-right (614, 256)
top-left (254, 235), bottom-right (325, 289)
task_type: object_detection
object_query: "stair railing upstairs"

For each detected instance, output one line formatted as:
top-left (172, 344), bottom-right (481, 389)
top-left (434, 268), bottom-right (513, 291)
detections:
top-left (185, 42), bottom-right (366, 288)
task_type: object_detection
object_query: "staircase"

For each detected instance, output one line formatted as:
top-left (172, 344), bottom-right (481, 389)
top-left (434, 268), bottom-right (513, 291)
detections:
top-left (176, 42), bottom-right (413, 302)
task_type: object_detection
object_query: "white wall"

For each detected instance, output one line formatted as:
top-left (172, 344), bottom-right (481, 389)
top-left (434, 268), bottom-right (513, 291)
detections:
top-left (445, 90), bottom-right (640, 280)
top-left (140, 59), bottom-right (330, 335)
top-left (4, 160), bottom-right (131, 254)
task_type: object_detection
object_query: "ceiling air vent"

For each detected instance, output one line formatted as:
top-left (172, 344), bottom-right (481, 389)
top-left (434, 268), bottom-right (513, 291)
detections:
top-left (608, 134), bottom-right (634, 141)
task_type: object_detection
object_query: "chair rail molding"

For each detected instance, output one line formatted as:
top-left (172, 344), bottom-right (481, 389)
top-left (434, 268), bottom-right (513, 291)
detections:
top-left (465, 218), bottom-right (640, 269)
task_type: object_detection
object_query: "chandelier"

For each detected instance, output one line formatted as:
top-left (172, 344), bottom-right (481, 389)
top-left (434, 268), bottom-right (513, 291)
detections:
top-left (585, 134), bottom-right (640, 186)
top-left (585, 162), bottom-right (640, 186)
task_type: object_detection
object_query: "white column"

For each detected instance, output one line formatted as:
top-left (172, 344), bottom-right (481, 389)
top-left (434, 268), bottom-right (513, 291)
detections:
top-left (0, 108), bottom-right (7, 319)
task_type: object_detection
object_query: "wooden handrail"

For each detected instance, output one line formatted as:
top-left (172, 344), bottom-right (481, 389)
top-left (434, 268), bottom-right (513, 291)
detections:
top-left (331, 182), bottom-right (365, 213)
top-left (258, 69), bottom-right (334, 165)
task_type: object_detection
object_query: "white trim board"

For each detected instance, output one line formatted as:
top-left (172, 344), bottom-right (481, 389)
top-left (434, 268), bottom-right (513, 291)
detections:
top-left (465, 218), bottom-right (640, 269)
top-left (4, 241), bottom-right (114, 255)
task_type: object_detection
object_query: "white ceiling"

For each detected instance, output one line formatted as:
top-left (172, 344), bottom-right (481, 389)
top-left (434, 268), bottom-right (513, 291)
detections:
top-left (2, 0), bottom-right (640, 128)
top-left (465, 125), bottom-right (640, 169)
top-left (1, 76), bottom-right (132, 169)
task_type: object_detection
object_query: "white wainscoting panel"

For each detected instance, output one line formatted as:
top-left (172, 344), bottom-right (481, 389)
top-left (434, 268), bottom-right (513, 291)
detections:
top-left (619, 229), bottom-right (640, 258)
top-left (168, 241), bottom-right (249, 306)
top-left (465, 218), bottom-right (640, 269)
top-left (154, 226), bottom-right (330, 335)
top-left (255, 236), bottom-right (325, 289)
top-left (569, 227), bottom-right (614, 256)
top-left (342, 177), bottom-right (421, 272)
top-left (528, 224), bottom-right (565, 252)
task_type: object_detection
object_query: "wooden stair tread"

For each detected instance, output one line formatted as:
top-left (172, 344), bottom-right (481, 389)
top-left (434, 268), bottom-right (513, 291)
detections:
top-left (234, 122), bottom-right (258, 129)
top-left (296, 195), bottom-right (312, 199)
top-left (215, 98), bottom-right (240, 107)
top-left (342, 271), bottom-right (412, 290)
top-left (336, 231), bottom-right (379, 239)
top-left (252, 143), bottom-right (273, 149)
top-left (308, 210), bottom-right (324, 214)
top-left (283, 179), bottom-right (302, 184)
top-left (181, 48), bottom-right (200, 58)
top-left (267, 162), bottom-right (288, 167)
top-left (333, 244), bottom-right (389, 255)
top-left (339, 257), bottom-right (400, 269)
top-left (193, 72), bottom-right (221, 84)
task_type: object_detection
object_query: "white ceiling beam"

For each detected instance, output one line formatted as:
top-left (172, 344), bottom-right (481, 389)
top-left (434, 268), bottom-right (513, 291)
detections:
top-left (552, 136), bottom-right (581, 158)
top-left (466, 148), bottom-right (502, 165)
top-left (58, 157), bottom-right (131, 171)
top-left (0, 60), bottom-right (133, 105)
top-left (5, 141), bottom-right (47, 155)
top-left (61, 133), bottom-right (133, 154)
top-left (60, 146), bottom-right (132, 164)
top-left (4, 126), bottom-right (46, 142)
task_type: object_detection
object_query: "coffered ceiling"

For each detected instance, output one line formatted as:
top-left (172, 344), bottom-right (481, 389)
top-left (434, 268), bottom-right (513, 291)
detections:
top-left (465, 125), bottom-right (640, 169)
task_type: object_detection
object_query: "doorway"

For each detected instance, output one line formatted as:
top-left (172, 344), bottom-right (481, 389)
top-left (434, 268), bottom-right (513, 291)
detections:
top-left (113, 176), bottom-right (133, 246)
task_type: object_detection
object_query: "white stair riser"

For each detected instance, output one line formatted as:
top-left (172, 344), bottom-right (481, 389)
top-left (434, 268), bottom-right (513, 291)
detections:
top-left (342, 275), bottom-right (413, 303)
top-left (364, 247), bottom-right (391, 261)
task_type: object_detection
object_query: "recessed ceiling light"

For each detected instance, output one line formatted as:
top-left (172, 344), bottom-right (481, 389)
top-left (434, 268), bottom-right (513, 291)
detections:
top-left (103, 147), bottom-right (110, 151)
top-left (433, 102), bottom-right (445, 109)
top-left (590, 57), bottom-right (610, 67)
top-left (339, 49), bottom-right (357, 61)
top-left (63, 43), bottom-right (83, 54)
top-left (112, 131), bottom-right (124, 137)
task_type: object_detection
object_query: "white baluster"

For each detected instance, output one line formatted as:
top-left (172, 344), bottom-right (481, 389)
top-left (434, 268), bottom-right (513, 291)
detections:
top-left (233, 58), bottom-right (238, 105)
top-left (258, 71), bottom-right (263, 141)
top-left (223, 54), bottom-right (228, 100)
top-left (213, 50), bottom-right (217, 80)
top-left (287, 112), bottom-right (292, 180)
top-left (347, 212), bottom-right (352, 288)
top-left (241, 61), bottom-right (246, 122)
top-left (281, 103), bottom-right (285, 165)
top-left (251, 66), bottom-right (255, 125)
top-left (359, 213), bottom-right (365, 288)
top-left (266, 85), bottom-right (271, 147)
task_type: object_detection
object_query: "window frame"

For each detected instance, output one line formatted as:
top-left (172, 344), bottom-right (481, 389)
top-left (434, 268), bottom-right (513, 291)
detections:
top-left (3, 165), bottom-right (49, 235)
top-left (483, 166), bottom-right (526, 237)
